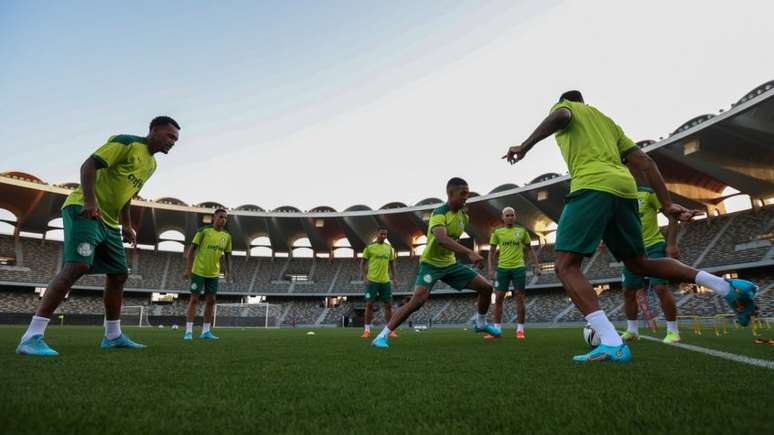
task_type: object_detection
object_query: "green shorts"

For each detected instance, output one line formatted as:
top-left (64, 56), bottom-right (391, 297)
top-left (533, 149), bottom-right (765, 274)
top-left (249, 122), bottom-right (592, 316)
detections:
top-left (555, 189), bottom-right (645, 261)
top-left (622, 242), bottom-right (670, 289)
top-left (62, 205), bottom-right (128, 275)
top-left (364, 281), bottom-right (393, 303)
top-left (495, 267), bottom-right (526, 292)
top-left (190, 274), bottom-right (219, 295)
top-left (415, 261), bottom-right (479, 291)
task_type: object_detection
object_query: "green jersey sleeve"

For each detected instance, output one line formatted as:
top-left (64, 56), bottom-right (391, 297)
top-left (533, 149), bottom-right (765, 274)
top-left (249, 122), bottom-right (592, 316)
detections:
top-left (428, 213), bottom-right (447, 231)
top-left (192, 230), bottom-right (204, 246)
top-left (522, 229), bottom-right (531, 246)
top-left (489, 231), bottom-right (499, 246)
top-left (92, 139), bottom-right (130, 168)
top-left (613, 123), bottom-right (636, 155)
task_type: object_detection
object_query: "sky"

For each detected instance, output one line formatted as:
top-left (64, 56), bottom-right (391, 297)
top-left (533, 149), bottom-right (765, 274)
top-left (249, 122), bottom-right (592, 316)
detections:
top-left (2, 0), bottom-right (773, 212)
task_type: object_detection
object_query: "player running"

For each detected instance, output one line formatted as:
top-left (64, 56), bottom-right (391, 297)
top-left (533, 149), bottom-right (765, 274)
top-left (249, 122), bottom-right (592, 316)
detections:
top-left (359, 228), bottom-right (399, 339)
top-left (16, 116), bottom-right (181, 356)
top-left (372, 177), bottom-right (500, 349)
top-left (486, 207), bottom-right (540, 340)
top-left (182, 209), bottom-right (233, 341)
top-left (503, 90), bottom-right (758, 363)
top-left (620, 180), bottom-right (681, 344)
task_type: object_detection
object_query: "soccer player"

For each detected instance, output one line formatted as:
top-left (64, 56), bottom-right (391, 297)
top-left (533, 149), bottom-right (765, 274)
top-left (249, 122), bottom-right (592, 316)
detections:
top-left (359, 228), bottom-right (399, 338)
top-left (182, 209), bottom-right (233, 341)
top-left (486, 207), bottom-right (540, 340)
top-left (620, 178), bottom-right (681, 344)
top-left (16, 116), bottom-right (181, 356)
top-left (371, 177), bottom-right (501, 349)
top-left (503, 90), bottom-right (757, 362)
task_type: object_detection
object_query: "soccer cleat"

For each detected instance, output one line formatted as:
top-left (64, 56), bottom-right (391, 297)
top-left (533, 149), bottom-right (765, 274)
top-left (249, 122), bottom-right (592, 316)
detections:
top-left (388, 331), bottom-right (399, 338)
top-left (662, 331), bottom-right (681, 344)
top-left (723, 279), bottom-right (758, 327)
top-left (371, 336), bottom-right (389, 349)
top-left (100, 334), bottom-right (147, 349)
top-left (473, 323), bottom-right (502, 337)
top-left (16, 335), bottom-right (59, 357)
top-left (183, 331), bottom-right (193, 341)
top-left (360, 330), bottom-right (371, 338)
top-left (620, 331), bottom-right (640, 342)
top-left (483, 333), bottom-right (501, 340)
top-left (516, 331), bottom-right (525, 340)
top-left (573, 344), bottom-right (632, 363)
top-left (199, 331), bottom-right (219, 340)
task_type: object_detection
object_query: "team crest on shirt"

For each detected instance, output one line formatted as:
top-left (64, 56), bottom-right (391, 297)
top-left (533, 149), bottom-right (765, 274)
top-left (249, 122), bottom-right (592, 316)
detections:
top-left (77, 242), bottom-right (93, 257)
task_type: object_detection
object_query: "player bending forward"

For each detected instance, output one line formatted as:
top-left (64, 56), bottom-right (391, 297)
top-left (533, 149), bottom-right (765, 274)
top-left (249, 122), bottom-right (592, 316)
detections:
top-left (487, 207), bottom-right (540, 340)
top-left (620, 175), bottom-right (681, 344)
top-left (360, 228), bottom-right (399, 338)
top-left (16, 116), bottom-right (181, 356)
top-left (182, 208), bottom-right (233, 341)
top-left (503, 90), bottom-right (757, 363)
top-left (372, 177), bottom-right (500, 349)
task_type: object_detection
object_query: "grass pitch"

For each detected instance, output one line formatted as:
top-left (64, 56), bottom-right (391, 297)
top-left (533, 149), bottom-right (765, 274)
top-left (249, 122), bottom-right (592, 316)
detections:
top-left (1, 325), bottom-right (772, 435)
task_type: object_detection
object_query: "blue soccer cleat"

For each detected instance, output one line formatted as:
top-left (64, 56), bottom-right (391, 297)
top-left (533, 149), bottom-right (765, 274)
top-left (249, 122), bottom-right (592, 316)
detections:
top-left (183, 331), bottom-right (193, 341)
top-left (371, 335), bottom-right (389, 349)
top-left (724, 279), bottom-right (758, 327)
top-left (573, 344), bottom-right (631, 363)
top-left (100, 334), bottom-right (147, 349)
top-left (16, 335), bottom-right (59, 357)
top-left (199, 331), bottom-right (219, 340)
top-left (473, 323), bottom-right (502, 337)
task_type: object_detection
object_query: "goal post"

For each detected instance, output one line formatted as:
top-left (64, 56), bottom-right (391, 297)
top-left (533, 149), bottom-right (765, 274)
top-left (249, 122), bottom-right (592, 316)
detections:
top-left (213, 302), bottom-right (281, 328)
top-left (120, 305), bottom-right (150, 327)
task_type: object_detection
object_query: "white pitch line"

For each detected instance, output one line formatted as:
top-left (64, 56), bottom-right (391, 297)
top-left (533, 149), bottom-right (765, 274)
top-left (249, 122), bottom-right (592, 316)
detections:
top-left (639, 334), bottom-right (774, 370)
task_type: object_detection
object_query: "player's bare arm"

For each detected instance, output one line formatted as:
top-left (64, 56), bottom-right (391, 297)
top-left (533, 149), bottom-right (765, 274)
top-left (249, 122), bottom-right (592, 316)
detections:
top-left (625, 148), bottom-right (702, 222)
top-left (528, 246), bottom-right (541, 275)
top-left (487, 244), bottom-right (498, 280)
top-left (390, 259), bottom-right (399, 286)
top-left (432, 226), bottom-right (483, 268)
top-left (665, 217), bottom-right (680, 259)
top-left (80, 156), bottom-right (101, 219)
top-left (183, 244), bottom-right (197, 281)
top-left (503, 108), bottom-right (572, 164)
top-left (360, 257), bottom-right (368, 282)
top-left (120, 202), bottom-right (137, 248)
top-left (223, 252), bottom-right (233, 283)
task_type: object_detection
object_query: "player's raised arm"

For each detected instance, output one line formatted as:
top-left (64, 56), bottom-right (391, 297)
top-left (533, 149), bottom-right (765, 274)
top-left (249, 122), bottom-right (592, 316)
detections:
top-left (431, 226), bottom-right (483, 267)
top-left (503, 108), bottom-right (572, 164)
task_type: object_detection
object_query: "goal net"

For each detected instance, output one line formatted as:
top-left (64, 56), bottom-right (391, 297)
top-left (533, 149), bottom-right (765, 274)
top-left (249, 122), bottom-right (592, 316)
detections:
top-left (213, 303), bottom-right (281, 328)
top-left (121, 305), bottom-right (151, 327)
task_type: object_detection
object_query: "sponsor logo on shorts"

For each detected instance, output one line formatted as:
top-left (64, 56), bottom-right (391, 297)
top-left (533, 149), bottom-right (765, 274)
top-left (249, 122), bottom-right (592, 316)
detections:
top-left (423, 274), bottom-right (432, 284)
top-left (77, 242), bottom-right (93, 257)
top-left (494, 281), bottom-right (499, 287)
top-left (191, 283), bottom-right (198, 290)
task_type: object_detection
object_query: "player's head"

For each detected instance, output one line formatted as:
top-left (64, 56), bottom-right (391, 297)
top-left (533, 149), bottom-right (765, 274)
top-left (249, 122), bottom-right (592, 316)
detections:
top-left (147, 116), bottom-right (181, 155)
top-left (446, 177), bottom-right (470, 210)
top-left (559, 90), bottom-right (584, 103)
top-left (376, 227), bottom-right (388, 243)
top-left (501, 207), bottom-right (515, 225)
top-left (213, 208), bottom-right (228, 229)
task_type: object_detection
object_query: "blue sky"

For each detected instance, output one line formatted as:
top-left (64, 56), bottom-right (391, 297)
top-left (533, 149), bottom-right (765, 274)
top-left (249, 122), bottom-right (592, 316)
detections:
top-left (2, 0), bottom-right (773, 211)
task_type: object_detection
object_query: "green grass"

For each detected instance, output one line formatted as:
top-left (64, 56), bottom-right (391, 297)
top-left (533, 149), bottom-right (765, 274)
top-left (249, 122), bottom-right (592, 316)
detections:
top-left (1, 325), bottom-right (772, 435)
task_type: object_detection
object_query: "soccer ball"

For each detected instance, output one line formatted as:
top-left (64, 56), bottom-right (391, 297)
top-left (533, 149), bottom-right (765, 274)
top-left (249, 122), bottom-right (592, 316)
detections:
top-left (171, 325), bottom-right (179, 330)
top-left (583, 324), bottom-right (600, 348)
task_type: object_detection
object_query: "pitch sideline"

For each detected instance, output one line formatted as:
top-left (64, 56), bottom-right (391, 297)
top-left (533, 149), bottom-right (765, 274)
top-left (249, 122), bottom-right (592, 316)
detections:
top-left (639, 334), bottom-right (774, 370)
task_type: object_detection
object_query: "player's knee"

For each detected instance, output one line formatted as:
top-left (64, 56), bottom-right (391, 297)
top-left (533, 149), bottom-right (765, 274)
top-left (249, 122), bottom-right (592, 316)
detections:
top-left (624, 258), bottom-right (647, 276)
top-left (554, 257), bottom-right (579, 279)
top-left (413, 292), bottom-right (429, 306)
top-left (61, 262), bottom-right (90, 281)
top-left (107, 272), bottom-right (128, 285)
top-left (495, 293), bottom-right (505, 304)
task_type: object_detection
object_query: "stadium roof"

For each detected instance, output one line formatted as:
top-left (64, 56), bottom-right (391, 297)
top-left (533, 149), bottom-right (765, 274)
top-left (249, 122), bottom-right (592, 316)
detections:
top-left (2, 82), bottom-right (773, 254)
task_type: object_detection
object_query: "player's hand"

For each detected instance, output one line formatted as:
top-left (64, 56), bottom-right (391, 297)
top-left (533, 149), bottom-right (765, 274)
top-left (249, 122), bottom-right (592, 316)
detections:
top-left (467, 251), bottom-right (484, 269)
top-left (182, 271), bottom-right (191, 281)
top-left (392, 278), bottom-right (399, 288)
top-left (502, 144), bottom-right (528, 165)
top-left (122, 226), bottom-right (137, 248)
top-left (664, 203), bottom-right (703, 222)
top-left (81, 201), bottom-right (101, 220)
top-left (666, 245), bottom-right (680, 260)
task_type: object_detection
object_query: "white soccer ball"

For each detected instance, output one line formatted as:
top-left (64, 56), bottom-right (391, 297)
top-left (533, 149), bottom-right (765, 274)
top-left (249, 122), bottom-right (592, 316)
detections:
top-left (306, 331), bottom-right (316, 336)
top-left (583, 324), bottom-right (601, 348)
top-left (158, 325), bottom-right (164, 329)
top-left (171, 325), bottom-right (179, 330)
